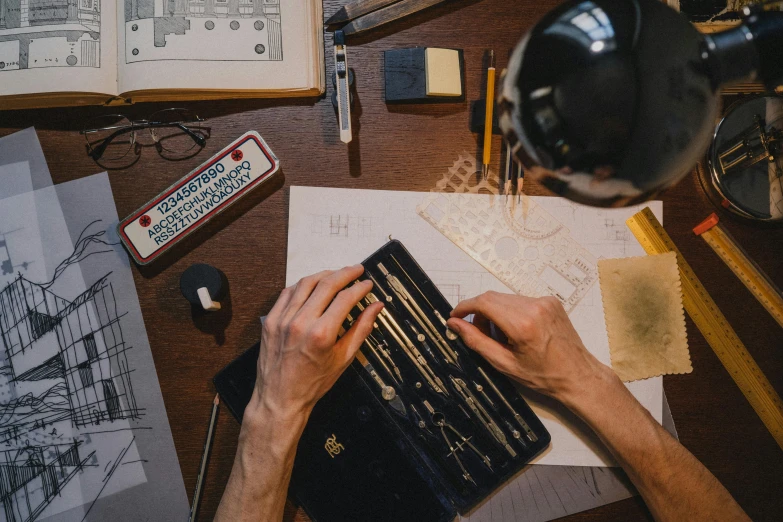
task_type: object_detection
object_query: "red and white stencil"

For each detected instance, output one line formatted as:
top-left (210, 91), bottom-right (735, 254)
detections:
top-left (118, 131), bottom-right (279, 265)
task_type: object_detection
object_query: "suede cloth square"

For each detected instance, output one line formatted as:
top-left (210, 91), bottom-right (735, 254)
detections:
top-left (598, 252), bottom-right (692, 382)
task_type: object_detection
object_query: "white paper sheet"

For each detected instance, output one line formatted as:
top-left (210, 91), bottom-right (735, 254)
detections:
top-left (0, 174), bottom-right (188, 521)
top-left (286, 186), bottom-right (663, 467)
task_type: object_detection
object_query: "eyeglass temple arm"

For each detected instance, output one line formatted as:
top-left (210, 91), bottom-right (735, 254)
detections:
top-left (174, 123), bottom-right (208, 147)
top-left (86, 126), bottom-right (137, 160)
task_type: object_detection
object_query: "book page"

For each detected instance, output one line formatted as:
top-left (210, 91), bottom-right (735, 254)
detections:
top-left (118, 0), bottom-right (319, 94)
top-left (0, 0), bottom-right (118, 97)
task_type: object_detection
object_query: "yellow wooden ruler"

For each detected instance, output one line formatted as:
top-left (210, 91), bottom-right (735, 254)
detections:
top-left (694, 213), bottom-right (783, 330)
top-left (627, 207), bottom-right (783, 451)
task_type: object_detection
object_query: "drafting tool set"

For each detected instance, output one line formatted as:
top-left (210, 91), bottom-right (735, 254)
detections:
top-left (627, 208), bottom-right (783, 451)
top-left (214, 240), bottom-right (549, 520)
top-left (693, 213), bottom-right (783, 329)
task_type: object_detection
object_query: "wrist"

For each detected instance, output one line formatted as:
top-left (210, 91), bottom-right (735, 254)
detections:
top-left (557, 362), bottom-right (625, 418)
top-left (240, 389), bottom-right (311, 449)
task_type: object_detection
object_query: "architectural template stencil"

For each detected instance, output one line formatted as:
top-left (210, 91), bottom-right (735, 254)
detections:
top-left (125, 0), bottom-right (282, 63)
top-left (417, 155), bottom-right (599, 313)
top-left (0, 0), bottom-right (100, 71)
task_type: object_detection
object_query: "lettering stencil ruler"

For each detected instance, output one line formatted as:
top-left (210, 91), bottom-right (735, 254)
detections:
top-left (627, 207), bottom-right (783, 451)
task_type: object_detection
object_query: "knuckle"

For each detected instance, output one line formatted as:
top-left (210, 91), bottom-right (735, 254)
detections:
top-left (543, 296), bottom-right (564, 313)
top-left (516, 316), bottom-right (535, 333)
top-left (309, 325), bottom-right (331, 346)
top-left (287, 318), bottom-right (307, 338)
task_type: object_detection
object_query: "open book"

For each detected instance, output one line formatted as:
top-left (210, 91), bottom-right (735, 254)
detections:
top-left (0, 0), bottom-right (324, 109)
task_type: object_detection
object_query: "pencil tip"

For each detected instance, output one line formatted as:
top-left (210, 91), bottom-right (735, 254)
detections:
top-left (213, 393), bottom-right (220, 405)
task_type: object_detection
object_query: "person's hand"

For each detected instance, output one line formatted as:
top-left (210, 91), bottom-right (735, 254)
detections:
top-left (446, 292), bottom-right (616, 405)
top-left (250, 265), bottom-right (383, 421)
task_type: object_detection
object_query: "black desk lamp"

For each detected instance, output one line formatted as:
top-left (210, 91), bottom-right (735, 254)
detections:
top-left (500, 0), bottom-right (783, 207)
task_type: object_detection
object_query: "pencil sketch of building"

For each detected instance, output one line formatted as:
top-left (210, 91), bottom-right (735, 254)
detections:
top-left (0, 0), bottom-right (100, 72)
top-left (0, 274), bottom-right (138, 434)
top-left (0, 271), bottom-right (144, 521)
top-left (0, 441), bottom-right (92, 522)
top-left (124, 0), bottom-right (282, 63)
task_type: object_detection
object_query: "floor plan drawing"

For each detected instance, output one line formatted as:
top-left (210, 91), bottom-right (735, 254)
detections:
top-left (0, 0), bottom-right (100, 72)
top-left (124, 0), bottom-right (282, 63)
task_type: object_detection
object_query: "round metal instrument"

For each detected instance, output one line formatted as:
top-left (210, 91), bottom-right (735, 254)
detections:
top-left (700, 94), bottom-right (783, 224)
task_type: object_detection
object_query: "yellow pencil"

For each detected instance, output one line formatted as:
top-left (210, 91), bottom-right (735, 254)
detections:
top-left (482, 50), bottom-right (495, 180)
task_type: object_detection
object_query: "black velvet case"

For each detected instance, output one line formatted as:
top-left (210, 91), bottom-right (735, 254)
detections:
top-left (214, 240), bottom-right (550, 521)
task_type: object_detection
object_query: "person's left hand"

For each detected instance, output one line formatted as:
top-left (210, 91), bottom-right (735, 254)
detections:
top-left (249, 265), bottom-right (384, 421)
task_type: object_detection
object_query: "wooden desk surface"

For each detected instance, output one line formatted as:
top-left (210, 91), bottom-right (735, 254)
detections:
top-left (2, 0), bottom-right (783, 519)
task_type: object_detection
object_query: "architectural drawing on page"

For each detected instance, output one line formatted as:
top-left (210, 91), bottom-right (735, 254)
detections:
top-left (0, 221), bottom-right (147, 522)
top-left (417, 154), bottom-right (599, 313)
top-left (125, 0), bottom-right (282, 63)
top-left (0, 0), bottom-right (100, 72)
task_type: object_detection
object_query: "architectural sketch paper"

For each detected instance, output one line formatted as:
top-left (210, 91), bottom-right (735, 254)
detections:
top-left (286, 186), bottom-right (663, 468)
top-left (0, 165), bottom-right (44, 282)
top-left (0, 0), bottom-right (118, 97)
top-left (0, 161), bottom-right (33, 201)
top-left (0, 173), bottom-right (188, 521)
top-left (0, 128), bottom-right (52, 193)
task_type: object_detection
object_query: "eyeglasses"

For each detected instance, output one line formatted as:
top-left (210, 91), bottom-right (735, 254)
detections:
top-left (81, 108), bottom-right (210, 168)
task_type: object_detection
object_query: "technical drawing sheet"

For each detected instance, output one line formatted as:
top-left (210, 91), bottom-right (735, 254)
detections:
top-left (0, 0), bottom-right (117, 97)
top-left (0, 173), bottom-right (188, 521)
top-left (118, 0), bottom-right (322, 93)
top-left (286, 186), bottom-right (663, 468)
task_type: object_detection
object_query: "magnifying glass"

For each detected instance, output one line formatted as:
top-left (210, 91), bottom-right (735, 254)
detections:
top-left (500, 0), bottom-right (783, 209)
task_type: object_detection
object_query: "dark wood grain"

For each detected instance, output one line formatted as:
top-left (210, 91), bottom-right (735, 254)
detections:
top-left (1, 0), bottom-right (782, 520)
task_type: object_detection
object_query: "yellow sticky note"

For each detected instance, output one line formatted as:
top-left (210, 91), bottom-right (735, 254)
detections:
top-left (425, 48), bottom-right (462, 97)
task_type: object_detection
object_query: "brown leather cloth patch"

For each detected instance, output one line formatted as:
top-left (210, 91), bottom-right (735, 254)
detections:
top-left (598, 252), bottom-right (692, 382)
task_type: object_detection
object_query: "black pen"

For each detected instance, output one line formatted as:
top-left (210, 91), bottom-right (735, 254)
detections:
top-left (189, 393), bottom-right (220, 522)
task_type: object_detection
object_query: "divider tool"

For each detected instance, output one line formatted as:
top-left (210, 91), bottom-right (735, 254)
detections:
top-left (378, 262), bottom-right (461, 368)
top-left (693, 212), bottom-right (783, 329)
top-left (451, 376), bottom-right (516, 457)
top-left (389, 254), bottom-right (458, 340)
top-left (478, 367), bottom-right (537, 442)
top-left (360, 291), bottom-right (448, 396)
top-left (627, 207), bottom-right (783, 451)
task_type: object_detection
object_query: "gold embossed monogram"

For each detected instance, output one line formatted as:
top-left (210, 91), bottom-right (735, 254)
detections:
top-left (324, 433), bottom-right (344, 458)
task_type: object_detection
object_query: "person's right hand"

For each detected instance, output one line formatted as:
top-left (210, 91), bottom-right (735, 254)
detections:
top-left (446, 292), bottom-right (617, 405)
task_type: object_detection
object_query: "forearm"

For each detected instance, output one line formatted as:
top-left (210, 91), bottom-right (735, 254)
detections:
top-left (215, 392), bottom-right (309, 522)
top-left (561, 366), bottom-right (749, 521)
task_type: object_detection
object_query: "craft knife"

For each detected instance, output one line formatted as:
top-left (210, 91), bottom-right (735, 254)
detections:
top-left (333, 30), bottom-right (352, 144)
